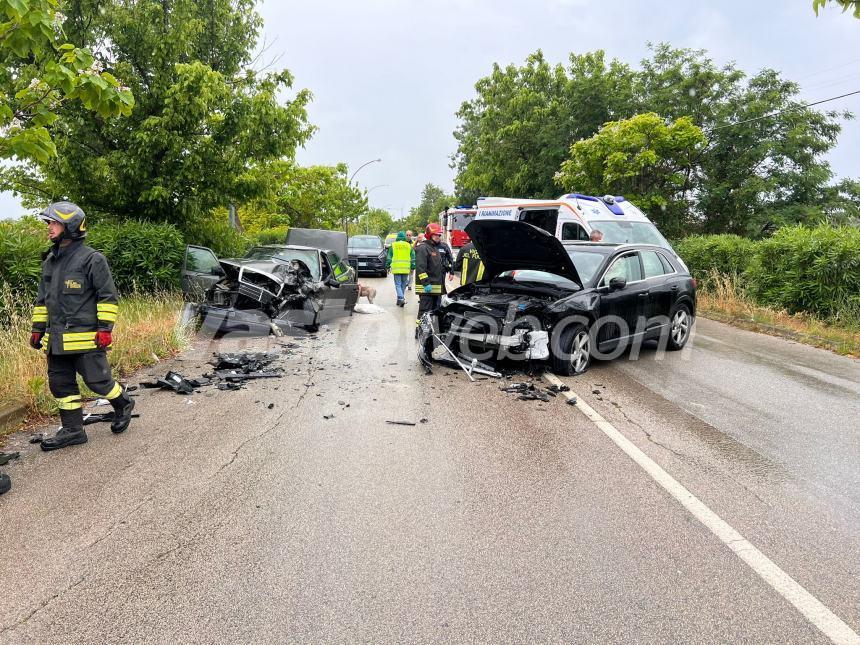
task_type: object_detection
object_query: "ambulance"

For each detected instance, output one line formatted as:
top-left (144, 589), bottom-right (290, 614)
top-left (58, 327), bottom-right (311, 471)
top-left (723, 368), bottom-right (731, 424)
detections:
top-left (474, 193), bottom-right (680, 257)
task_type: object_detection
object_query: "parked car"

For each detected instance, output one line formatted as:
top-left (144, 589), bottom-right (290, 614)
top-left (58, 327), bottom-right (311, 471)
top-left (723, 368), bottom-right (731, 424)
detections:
top-left (348, 235), bottom-right (387, 276)
top-left (384, 233), bottom-right (397, 248)
top-left (418, 219), bottom-right (696, 375)
top-left (182, 243), bottom-right (358, 334)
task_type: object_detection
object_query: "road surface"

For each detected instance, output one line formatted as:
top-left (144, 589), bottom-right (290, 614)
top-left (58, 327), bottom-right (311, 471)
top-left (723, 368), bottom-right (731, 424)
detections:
top-left (1, 276), bottom-right (858, 643)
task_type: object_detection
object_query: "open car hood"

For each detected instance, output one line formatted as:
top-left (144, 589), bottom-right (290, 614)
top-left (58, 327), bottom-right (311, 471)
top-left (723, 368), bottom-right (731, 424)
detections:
top-left (464, 220), bottom-right (581, 285)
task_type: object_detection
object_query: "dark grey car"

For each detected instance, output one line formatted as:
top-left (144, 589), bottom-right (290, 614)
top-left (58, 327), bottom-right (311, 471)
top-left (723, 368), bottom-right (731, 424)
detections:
top-left (182, 244), bottom-right (358, 334)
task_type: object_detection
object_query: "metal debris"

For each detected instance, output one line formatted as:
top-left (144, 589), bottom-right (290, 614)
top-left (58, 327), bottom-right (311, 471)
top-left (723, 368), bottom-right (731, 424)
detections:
top-left (386, 420), bottom-right (416, 426)
top-left (82, 412), bottom-right (141, 426)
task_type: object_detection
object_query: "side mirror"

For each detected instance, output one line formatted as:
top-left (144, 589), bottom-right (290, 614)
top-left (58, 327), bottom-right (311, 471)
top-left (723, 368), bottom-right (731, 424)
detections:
top-left (209, 266), bottom-right (225, 276)
top-left (609, 276), bottom-right (627, 291)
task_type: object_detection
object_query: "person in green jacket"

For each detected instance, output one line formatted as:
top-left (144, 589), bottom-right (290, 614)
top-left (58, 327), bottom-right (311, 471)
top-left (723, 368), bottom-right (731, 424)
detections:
top-left (385, 230), bottom-right (416, 307)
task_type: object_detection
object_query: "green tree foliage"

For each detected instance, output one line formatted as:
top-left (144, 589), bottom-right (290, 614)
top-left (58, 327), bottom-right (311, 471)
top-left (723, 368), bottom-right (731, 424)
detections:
top-left (813, 0), bottom-right (860, 17)
top-left (672, 234), bottom-right (757, 285)
top-left (556, 113), bottom-right (707, 238)
top-left (397, 183), bottom-right (454, 233)
top-left (2, 0), bottom-right (312, 230)
top-left (453, 50), bottom-right (635, 200)
top-left (240, 162), bottom-right (367, 233)
top-left (356, 207), bottom-right (394, 238)
top-left (454, 44), bottom-right (849, 236)
top-left (0, 0), bottom-right (133, 163)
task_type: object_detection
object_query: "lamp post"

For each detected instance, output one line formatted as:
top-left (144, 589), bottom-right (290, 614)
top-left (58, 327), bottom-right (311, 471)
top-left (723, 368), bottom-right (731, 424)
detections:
top-left (344, 158), bottom-right (382, 234)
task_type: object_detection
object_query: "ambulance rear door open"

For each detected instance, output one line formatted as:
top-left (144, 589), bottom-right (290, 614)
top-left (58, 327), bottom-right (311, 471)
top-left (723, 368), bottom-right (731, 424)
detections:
top-left (519, 206), bottom-right (559, 237)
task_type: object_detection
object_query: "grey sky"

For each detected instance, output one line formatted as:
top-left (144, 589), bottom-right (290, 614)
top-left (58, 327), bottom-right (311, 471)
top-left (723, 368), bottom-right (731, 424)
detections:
top-left (2, 0), bottom-right (858, 220)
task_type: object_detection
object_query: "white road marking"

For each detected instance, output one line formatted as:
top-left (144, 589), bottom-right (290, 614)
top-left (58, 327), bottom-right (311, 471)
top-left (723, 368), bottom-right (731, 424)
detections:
top-left (544, 372), bottom-right (860, 645)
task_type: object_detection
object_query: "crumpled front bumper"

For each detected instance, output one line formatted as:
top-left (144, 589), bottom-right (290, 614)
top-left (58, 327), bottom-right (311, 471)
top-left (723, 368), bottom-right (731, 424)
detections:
top-left (198, 304), bottom-right (318, 336)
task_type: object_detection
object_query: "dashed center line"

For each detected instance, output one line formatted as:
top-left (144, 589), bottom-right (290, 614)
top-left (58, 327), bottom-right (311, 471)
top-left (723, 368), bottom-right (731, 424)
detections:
top-left (543, 372), bottom-right (860, 645)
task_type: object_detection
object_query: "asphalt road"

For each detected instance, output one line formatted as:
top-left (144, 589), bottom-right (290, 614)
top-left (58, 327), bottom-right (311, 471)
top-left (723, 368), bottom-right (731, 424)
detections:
top-left (1, 275), bottom-right (858, 643)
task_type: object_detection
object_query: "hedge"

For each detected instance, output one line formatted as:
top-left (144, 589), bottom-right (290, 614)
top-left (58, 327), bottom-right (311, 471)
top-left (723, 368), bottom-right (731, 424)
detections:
top-left (745, 225), bottom-right (860, 320)
top-left (0, 217), bottom-right (185, 299)
top-left (673, 234), bottom-right (757, 285)
top-left (250, 226), bottom-right (290, 245)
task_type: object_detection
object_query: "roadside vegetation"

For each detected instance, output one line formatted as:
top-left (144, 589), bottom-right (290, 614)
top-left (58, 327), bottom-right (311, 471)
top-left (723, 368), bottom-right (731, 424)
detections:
top-left (675, 227), bottom-right (860, 355)
top-left (0, 283), bottom-right (192, 429)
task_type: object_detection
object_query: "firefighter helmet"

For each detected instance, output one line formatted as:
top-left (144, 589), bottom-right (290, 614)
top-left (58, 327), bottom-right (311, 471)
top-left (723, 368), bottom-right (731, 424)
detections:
top-left (40, 202), bottom-right (87, 240)
top-left (425, 222), bottom-right (443, 237)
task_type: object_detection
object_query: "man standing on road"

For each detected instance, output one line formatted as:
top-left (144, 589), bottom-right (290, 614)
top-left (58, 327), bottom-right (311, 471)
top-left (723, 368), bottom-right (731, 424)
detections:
top-left (454, 241), bottom-right (484, 286)
top-left (386, 231), bottom-right (415, 307)
top-left (414, 223), bottom-right (447, 336)
top-left (30, 202), bottom-right (136, 451)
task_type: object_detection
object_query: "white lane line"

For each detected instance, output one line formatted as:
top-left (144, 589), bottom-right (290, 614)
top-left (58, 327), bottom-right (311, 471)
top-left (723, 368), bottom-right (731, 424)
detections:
top-left (544, 372), bottom-right (860, 645)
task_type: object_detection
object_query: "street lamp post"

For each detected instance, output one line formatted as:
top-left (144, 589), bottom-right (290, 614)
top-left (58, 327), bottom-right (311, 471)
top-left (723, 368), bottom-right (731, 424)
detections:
top-left (345, 158), bottom-right (382, 234)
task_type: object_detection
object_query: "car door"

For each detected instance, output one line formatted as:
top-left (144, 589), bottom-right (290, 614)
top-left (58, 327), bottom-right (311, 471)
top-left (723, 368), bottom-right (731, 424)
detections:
top-left (640, 250), bottom-right (675, 335)
top-left (319, 251), bottom-right (358, 321)
top-left (595, 251), bottom-right (648, 351)
top-left (181, 245), bottom-right (224, 301)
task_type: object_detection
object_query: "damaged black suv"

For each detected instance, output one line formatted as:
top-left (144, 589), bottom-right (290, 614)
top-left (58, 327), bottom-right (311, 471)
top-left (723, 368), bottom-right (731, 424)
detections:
top-left (418, 220), bottom-right (696, 375)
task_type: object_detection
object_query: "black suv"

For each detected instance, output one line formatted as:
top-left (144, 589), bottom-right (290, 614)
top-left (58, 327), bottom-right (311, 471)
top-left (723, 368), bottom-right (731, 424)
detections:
top-left (418, 220), bottom-right (696, 375)
top-left (348, 235), bottom-right (387, 277)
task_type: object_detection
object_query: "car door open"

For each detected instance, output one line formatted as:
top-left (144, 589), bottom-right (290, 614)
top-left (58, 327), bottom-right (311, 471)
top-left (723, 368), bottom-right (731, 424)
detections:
top-left (181, 245), bottom-right (224, 301)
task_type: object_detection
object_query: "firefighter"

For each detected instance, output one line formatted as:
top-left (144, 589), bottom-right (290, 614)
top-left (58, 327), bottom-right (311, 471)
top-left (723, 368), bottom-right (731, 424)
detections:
top-left (414, 223), bottom-right (447, 336)
top-left (30, 202), bottom-right (135, 451)
top-left (453, 241), bottom-right (484, 286)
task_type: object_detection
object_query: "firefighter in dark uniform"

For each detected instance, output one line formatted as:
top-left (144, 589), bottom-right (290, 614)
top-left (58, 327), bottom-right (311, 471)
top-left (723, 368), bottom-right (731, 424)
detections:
top-left (453, 241), bottom-right (484, 286)
top-left (414, 223), bottom-right (447, 336)
top-left (30, 202), bottom-right (135, 451)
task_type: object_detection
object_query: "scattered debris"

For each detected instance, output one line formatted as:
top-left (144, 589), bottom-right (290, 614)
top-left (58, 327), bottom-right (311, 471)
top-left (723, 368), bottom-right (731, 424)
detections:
top-left (82, 412), bottom-right (141, 426)
top-left (566, 396), bottom-right (578, 406)
top-left (592, 389), bottom-right (601, 395)
top-left (0, 451), bottom-right (20, 466)
top-left (323, 413), bottom-right (335, 420)
top-left (210, 351), bottom-right (279, 371)
top-left (419, 418), bottom-right (429, 424)
top-left (267, 403), bottom-right (274, 409)
top-left (29, 433), bottom-right (45, 444)
top-left (386, 420), bottom-right (416, 426)
top-left (547, 384), bottom-right (570, 393)
top-left (500, 381), bottom-right (556, 403)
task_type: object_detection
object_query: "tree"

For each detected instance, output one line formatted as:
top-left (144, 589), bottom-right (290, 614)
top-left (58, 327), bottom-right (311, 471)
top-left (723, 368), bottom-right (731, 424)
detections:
top-left (0, 0), bottom-right (133, 164)
top-left (452, 50), bottom-right (636, 200)
top-left (455, 44), bottom-right (848, 236)
top-left (397, 182), bottom-right (454, 234)
top-left (813, 0), bottom-right (860, 17)
top-left (356, 207), bottom-right (394, 238)
top-left (556, 113), bottom-right (707, 238)
top-left (1, 0), bottom-right (312, 232)
top-left (239, 162), bottom-right (366, 233)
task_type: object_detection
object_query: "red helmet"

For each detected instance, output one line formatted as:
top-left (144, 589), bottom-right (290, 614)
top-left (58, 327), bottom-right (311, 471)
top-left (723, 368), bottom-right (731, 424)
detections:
top-left (425, 223), bottom-right (443, 237)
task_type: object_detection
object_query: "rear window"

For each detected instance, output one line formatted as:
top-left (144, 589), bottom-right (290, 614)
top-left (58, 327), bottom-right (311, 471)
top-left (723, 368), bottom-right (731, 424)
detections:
top-left (590, 220), bottom-right (670, 248)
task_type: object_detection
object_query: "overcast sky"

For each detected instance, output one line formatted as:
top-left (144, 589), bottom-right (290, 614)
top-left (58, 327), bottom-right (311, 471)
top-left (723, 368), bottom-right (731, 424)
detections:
top-left (3, 0), bottom-right (859, 220)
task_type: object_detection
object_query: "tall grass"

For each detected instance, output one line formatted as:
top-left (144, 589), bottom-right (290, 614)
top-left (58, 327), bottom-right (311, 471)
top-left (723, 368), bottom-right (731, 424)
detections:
top-left (697, 270), bottom-right (860, 356)
top-left (0, 283), bottom-right (193, 421)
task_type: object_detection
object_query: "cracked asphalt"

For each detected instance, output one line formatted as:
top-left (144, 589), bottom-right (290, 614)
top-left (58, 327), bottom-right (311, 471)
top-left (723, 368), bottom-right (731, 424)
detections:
top-left (1, 277), bottom-right (858, 643)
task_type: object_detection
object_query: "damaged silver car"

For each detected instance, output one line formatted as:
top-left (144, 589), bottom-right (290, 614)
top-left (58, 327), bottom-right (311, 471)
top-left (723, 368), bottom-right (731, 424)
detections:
top-left (182, 242), bottom-right (358, 334)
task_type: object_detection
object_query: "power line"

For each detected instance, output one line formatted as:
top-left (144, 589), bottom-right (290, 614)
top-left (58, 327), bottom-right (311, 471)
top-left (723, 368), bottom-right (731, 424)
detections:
top-left (708, 88), bottom-right (860, 132)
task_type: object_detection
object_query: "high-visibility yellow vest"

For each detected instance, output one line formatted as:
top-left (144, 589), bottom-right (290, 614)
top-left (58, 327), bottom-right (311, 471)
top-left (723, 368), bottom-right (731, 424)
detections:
top-left (391, 240), bottom-right (412, 274)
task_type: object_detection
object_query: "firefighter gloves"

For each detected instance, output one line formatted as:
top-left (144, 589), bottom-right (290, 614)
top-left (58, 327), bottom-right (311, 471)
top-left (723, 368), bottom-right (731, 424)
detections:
top-left (30, 332), bottom-right (44, 349)
top-left (95, 331), bottom-right (112, 350)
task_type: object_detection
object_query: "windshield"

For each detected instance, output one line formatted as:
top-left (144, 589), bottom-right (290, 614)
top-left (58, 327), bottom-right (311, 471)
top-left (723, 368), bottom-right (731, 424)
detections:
top-left (243, 247), bottom-right (321, 280)
top-left (495, 269), bottom-right (579, 290)
top-left (567, 250), bottom-right (608, 285)
top-left (590, 220), bottom-right (671, 248)
top-left (349, 237), bottom-right (382, 250)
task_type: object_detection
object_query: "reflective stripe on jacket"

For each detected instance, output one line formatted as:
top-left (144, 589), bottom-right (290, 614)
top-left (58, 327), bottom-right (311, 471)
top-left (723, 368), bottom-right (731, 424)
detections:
top-left (455, 243), bottom-right (484, 285)
top-left (414, 241), bottom-right (446, 295)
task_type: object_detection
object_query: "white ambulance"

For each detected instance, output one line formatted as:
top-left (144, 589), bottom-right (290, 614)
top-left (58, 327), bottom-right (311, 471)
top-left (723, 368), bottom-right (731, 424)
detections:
top-left (474, 193), bottom-right (678, 254)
